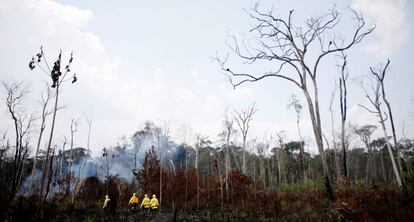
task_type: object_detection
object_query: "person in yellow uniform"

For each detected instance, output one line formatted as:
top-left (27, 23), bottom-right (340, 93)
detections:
top-left (140, 194), bottom-right (151, 215)
top-left (128, 193), bottom-right (139, 213)
top-left (150, 194), bottom-right (159, 216)
top-left (103, 195), bottom-right (110, 213)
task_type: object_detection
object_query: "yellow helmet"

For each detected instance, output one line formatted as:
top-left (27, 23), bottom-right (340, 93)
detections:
top-left (152, 194), bottom-right (156, 198)
top-left (144, 194), bottom-right (148, 198)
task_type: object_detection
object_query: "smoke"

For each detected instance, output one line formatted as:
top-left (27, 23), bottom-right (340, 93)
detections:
top-left (18, 125), bottom-right (180, 196)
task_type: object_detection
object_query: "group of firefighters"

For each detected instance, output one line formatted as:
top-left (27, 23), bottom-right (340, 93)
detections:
top-left (103, 193), bottom-right (159, 216)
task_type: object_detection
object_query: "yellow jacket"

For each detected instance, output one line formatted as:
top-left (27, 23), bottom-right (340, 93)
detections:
top-left (129, 196), bottom-right (139, 204)
top-left (141, 197), bottom-right (150, 208)
top-left (150, 197), bottom-right (159, 209)
top-left (103, 197), bottom-right (110, 209)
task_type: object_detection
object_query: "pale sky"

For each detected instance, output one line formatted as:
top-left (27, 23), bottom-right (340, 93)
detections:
top-left (0, 0), bottom-right (413, 155)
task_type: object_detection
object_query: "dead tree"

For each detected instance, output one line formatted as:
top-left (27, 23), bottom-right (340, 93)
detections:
top-left (328, 87), bottom-right (341, 180)
top-left (219, 107), bottom-right (236, 197)
top-left (2, 81), bottom-right (35, 200)
top-left (60, 138), bottom-right (68, 178)
top-left (29, 46), bottom-right (77, 208)
top-left (66, 118), bottom-right (80, 196)
top-left (216, 5), bottom-right (373, 199)
top-left (358, 74), bottom-right (402, 188)
top-left (287, 95), bottom-right (307, 182)
top-left (68, 118), bottom-right (80, 175)
top-left (370, 60), bottom-right (407, 191)
top-left (28, 83), bottom-right (53, 195)
top-left (234, 103), bottom-right (258, 174)
top-left (338, 53), bottom-right (349, 179)
top-left (81, 114), bottom-right (92, 178)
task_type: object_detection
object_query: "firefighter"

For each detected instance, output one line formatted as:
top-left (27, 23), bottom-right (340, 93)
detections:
top-left (128, 193), bottom-right (139, 213)
top-left (103, 195), bottom-right (110, 212)
top-left (140, 194), bottom-right (151, 215)
top-left (150, 194), bottom-right (159, 216)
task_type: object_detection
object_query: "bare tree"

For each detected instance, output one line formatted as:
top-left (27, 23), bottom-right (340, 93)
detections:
top-left (338, 53), bottom-right (349, 179)
top-left (2, 81), bottom-right (35, 199)
top-left (29, 46), bottom-right (77, 207)
top-left (234, 103), bottom-right (258, 174)
top-left (328, 87), bottom-right (341, 180)
top-left (81, 114), bottom-right (92, 178)
top-left (60, 137), bottom-right (68, 178)
top-left (216, 5), bottom-right (373, 199)
top-left (358, 73), bottom-right (402, 188)
top-left (28, 83), bottom-right (53, 195)
top-left (370, 60), bottom-right (407, 191)
top-left (68, 118), bottom-right (80, 176)
top-left (218, 107), bottom-right (237, 197)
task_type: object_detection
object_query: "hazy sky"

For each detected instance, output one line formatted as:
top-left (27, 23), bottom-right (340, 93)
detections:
top-left (0, 0), bottom-right (413, 155)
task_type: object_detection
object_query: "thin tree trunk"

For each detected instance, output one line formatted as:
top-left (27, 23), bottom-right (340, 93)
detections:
top-left (242, 139), bottom-right (246, 174)
top-left (28, 119), bottom-right (46, 195)
top-left (184, 148), bottom-right (188, 213)
top-left (329, 95), bottom-right (341, 181)
top-left (341, 122), bottom-right (347, 177)
top-left (382, 90), bottom-right (407, 192)
top-left (60, 141), bottom-right (66, 178)
top-left (277, 149), bottom-right (282, 184)
top-left (297, 121), bottom-right (307, 182)
top-left (158, 136), bottom-right (163, 212)
top-left (39, 84), bottom-right (59, 207)
top-left (379, 113), bottom-right (402, 187)
top-left (303, 86), bottom-right (334, 200)
top-left (45, 146), bottom-right (56, 200)
top-left (380, 151), bottom-right (387, 183)
top-left (82, 118), bottom-right (92, 178)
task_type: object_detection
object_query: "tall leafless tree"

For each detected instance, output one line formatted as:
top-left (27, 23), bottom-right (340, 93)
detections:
top-left (2, 81), bottom-right (35, 200)
top-left (29, 46), bottom-right (77, 208)
top-left (219, 107), bottom-right (236, 197)
top-left (216, 5), bottom-right (373, 199)
top-left (60, 137), bottom-right (67, 178)
top-left (81, 114), bottom-right (92, 178)
top-left (338, 53), bottom-right (349, 179)
top-left (358, 72), bottom-right (402, 188)
top-left (328, 87), bottom-right (341, 180)
top-left (68, 118), bottom-right (80, 176)
top-left (28, 83), bottom-right (53, 195)
top-left (370, 60), bottom-right (407, 192)
top-left (234, 103), bottom-right (257, 174)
